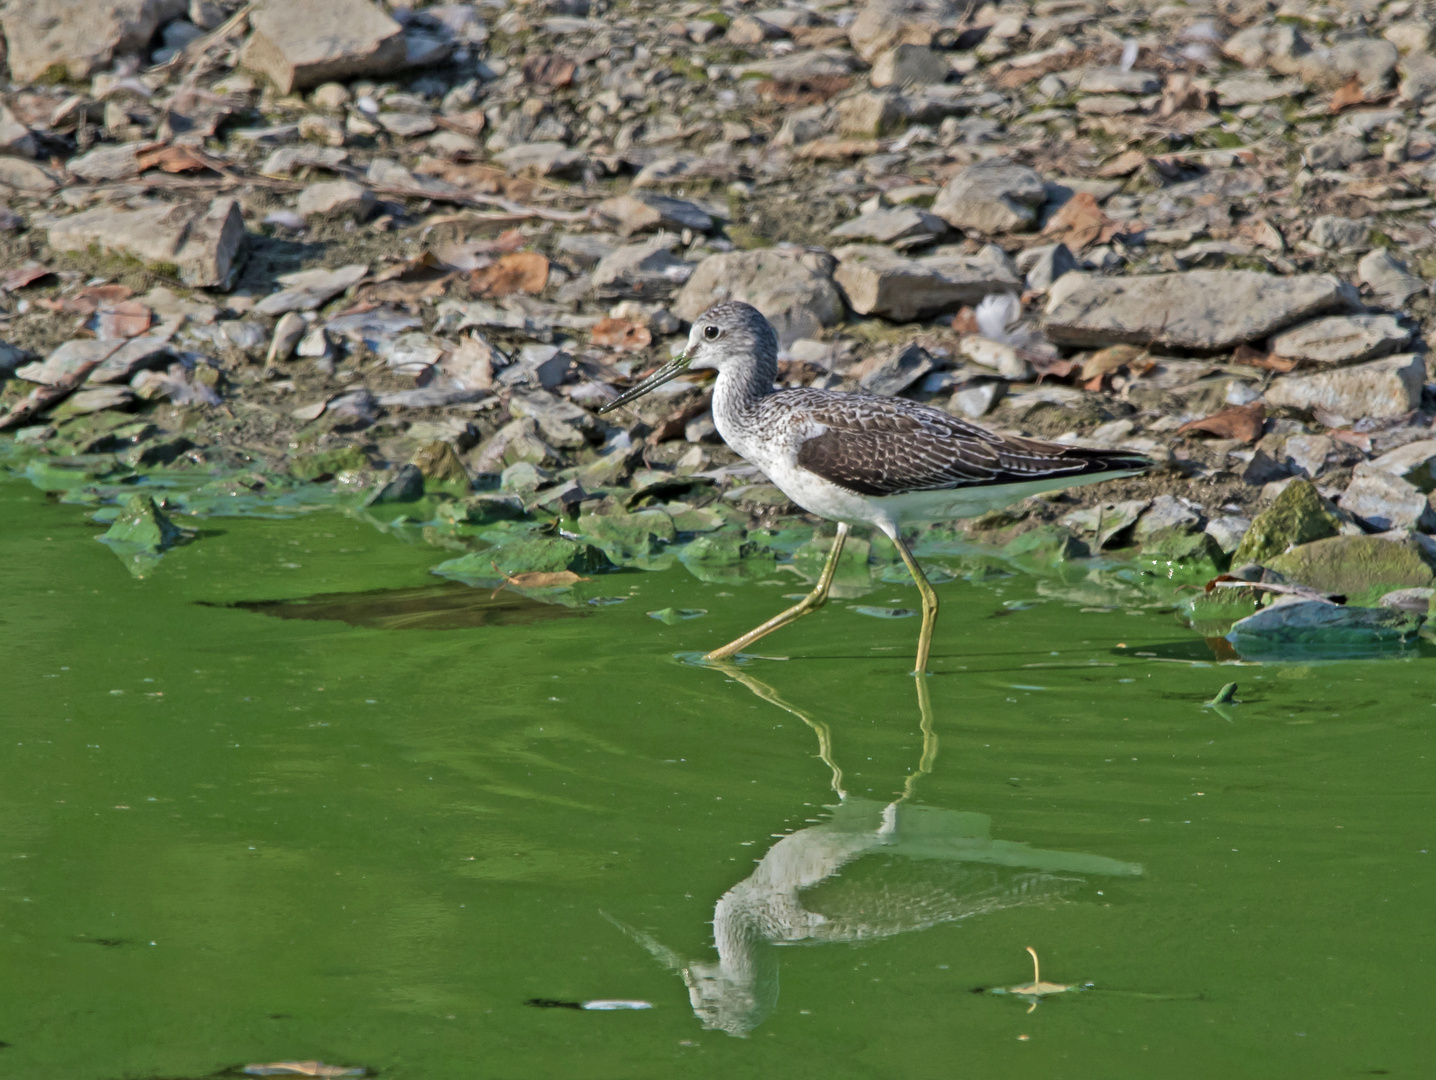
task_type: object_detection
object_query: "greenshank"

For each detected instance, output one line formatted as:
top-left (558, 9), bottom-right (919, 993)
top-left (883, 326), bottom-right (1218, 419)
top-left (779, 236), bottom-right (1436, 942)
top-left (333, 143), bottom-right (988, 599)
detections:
top-left (600, 301), bottom-right (1151, 672)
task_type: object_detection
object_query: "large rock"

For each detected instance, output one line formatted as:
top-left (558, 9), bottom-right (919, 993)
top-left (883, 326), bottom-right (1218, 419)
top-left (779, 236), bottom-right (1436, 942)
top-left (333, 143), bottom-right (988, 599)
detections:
top-left (1267, 535), bottom-right (1434, 600)
top-left (1365, 439), bottom-right (1436, 491)
top-left (590, 238), bottom-right (694, 300)
top-left (1295, 37), bottom-right (1399, 91)
top-left (1269, 314), bottom-right (1410, 365)
top-left (848, 0), bottom-right (963, 63)
top-left (47, 198), bottom-right (245, 288)
top-left (1223, 24), bottom-right (1310, 72)
top-left (0, 0), bottom-right (185, 82)
top-left (675, 249), bottom-right (843, 345)
top-left (1398, 50), bottom-right (1436, 103)
top-left (1227, 599), bottom-right (1422, 656)
top-left (870, 44), bottom-right (951, 87)
top-left (1338, 465), bottom-right (1436, 532)
top-left (15, 337), bottom-right (170, 386)
top-left (833, 243), bottom-right (1021, 321)
top-left (1263, 354), bottom-right (1424, 421)
top-left (1043, 270), bottom-right (1358, 351)
top-left (1358, 248), bottom-right (1427, 307)
top-left (932, 159), bottom-right (1047, 234)
top-left (830, 206), bottom-right (947, 245)
top-left (1231, 478), bottom-right (1342, 565)
top-left (239, 0), bottom-right (406, 93)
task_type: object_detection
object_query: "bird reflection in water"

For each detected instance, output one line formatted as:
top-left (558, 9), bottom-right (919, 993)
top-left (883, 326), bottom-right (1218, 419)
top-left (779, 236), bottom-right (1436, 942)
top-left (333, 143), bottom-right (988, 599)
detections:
top-left (606, 672), bottom-right (1143, 1037)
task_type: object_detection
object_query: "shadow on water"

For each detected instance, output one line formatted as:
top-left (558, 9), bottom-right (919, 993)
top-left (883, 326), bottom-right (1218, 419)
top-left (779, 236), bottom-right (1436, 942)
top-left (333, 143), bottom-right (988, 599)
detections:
top-left (209, 582), bottom-right (587, 631)
top-left (606, 670), bottom-right (1143, 1038)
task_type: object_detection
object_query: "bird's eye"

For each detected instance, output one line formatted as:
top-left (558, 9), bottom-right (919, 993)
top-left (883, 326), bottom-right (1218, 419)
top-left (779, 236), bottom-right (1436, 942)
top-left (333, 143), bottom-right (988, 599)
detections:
top-left (703, 324), bottom-right (722, 341)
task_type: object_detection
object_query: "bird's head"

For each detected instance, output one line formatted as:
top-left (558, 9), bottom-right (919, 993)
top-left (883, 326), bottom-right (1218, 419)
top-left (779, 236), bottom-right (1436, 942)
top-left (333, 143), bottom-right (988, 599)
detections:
top-left (597, 301), bottom-right (777, 414)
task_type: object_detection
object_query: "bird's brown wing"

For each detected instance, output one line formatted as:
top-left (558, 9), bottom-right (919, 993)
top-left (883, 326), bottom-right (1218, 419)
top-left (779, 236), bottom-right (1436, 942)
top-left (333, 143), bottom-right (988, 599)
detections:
top-left (785, 392), bottom-right (1150, 498)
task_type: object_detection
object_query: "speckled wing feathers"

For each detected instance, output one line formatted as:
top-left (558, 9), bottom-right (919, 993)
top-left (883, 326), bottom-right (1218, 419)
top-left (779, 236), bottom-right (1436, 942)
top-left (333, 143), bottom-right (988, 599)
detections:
top-left (780, 390), bottom-right (1149, 497)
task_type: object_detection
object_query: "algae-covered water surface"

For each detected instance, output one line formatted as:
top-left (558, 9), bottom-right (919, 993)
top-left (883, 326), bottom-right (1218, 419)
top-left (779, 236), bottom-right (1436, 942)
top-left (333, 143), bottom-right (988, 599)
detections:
top-left (2, 473), bottom-right (1433, 1079)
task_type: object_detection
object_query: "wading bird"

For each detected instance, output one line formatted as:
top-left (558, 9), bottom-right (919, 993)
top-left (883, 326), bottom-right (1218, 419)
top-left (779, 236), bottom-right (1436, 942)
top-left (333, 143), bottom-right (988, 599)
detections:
top-left (600, 302), bottom-right (1151, 673)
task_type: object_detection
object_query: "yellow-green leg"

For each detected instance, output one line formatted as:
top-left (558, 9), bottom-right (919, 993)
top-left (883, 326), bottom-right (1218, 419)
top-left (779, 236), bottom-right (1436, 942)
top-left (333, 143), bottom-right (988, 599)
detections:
top-left (703, 523), bottom-right (849, 662)
top-left (891, 533), bottom-right (939, 675)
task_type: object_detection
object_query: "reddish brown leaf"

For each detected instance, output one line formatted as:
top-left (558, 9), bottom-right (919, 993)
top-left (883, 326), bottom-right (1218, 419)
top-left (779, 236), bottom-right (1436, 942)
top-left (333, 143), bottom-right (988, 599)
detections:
top-left (755, 75), bottom-right (851, 105)
top-left (135, 144), bottom-right (218, 174)
top-left (95, 300), bottom-right (152, 339)
top-left (1080, 344), bottom-right (1143, 382)
top-left (468, 252), bottom-right (549, 298)
top-left (1329, 77), bottom-right (1367, 113)
top-left (589, 317), bottom-right (652, 352)
top-left (1232, 342), bottom-right (1296, 372)
top-left (1, 261), bottom-right (52, 291)
top-left (522, 55), bottom-right (578, 87)
top-left (1043, 191), bottom-right (1111, 250)
top-left (65, 283), bottom-right (134, 315)
top-left (1176, 402), bottom-right (1265, 444)
top-left (1329, 428), bottom-right (1373, 453)
top-left (491, 563), bottom-right (590, 589)
top-left (949, 306), bottom-right (980, 335)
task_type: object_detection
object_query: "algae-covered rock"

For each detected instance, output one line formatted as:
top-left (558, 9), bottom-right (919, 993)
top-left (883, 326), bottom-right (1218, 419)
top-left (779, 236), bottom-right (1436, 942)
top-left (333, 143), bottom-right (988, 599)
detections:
top-left (1230, 479), bottom-right (1341, 565)
top-left (98, 493), bottom-right (187, 578)
top-left (792, 534), bottom-right (873, 597)
top-left (575, 508), bottom-right (676, 565)
top-left (678, 532), bottom-right (776, 583)
top-left (290, 444), bottom-right (369, 481)
top-left (1227, 599), bottom-right (1422, 659)
top-left (412, 440), bottom-right (471, 490)
top-left (437, 494), bottom-right (528, 525)
top-left (364, 464), bottom-right (424, 506)
top-left (433, 538), bottom-right (613, 584)
top-left (1266, 534), bottom-right (1434, 604)
top-left (1003, 525), bottom-right (1089, 563)
top-left (1136, 528), bottom-right (1226, 579)
top-left (1182, 589), bottom-right (1262, 637)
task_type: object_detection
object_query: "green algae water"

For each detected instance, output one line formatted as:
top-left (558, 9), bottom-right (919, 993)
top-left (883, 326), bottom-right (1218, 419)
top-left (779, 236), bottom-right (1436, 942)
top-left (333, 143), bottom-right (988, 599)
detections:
top-left (2, 475), bottom-right (1434, 1079)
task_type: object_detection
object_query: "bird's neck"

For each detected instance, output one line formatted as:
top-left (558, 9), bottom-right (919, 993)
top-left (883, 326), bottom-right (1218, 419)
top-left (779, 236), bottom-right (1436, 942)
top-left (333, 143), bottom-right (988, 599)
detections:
top-left (713, 354), bottom-right (777, 421)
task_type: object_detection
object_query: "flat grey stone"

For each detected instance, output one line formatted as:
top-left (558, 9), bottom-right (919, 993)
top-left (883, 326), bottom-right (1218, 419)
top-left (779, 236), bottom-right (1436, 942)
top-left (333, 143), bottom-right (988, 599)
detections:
top-left (1263, 354), bottom-right (1425, 421)
top-left (15, 337), bottom-right (172, 386)
top-left (1365, 439), bottom-right (1436, 490)
top-left (1358, 248), bottom-right (1427, 307)
top-left (1, 0), bottom-right (184, 82)
top-left (1340, 465), bottom-right (1435, 531)
top-left (47, 198), bottom-right (244, 288)
top-left (296, 180), bottom-right (375, 219)
top-left (932, 158), bottom-right (1047, 234)
top-left (1078, 67), bottom-right (1161, 94)
top-left (255, 264), bottom-right (369, 315)
top-left (67, 143), bottom-right (144, 182)
top-left (675, 248), bottom-right (842, 345)
top-left (833, 243), bottom-right (1021, 321)
top-left (870, 43), bottom-right (951, 87)
top-left (259, 145), bottom-right (349, 177)
top-left (1308, 216), bottom-right (1369, 250)
top-left (1269, 314), bottom-right (1411, 365)
top-left (830, 207), bottom-right (947, 244)
top-left (592, 238), bottom-right (695, 300)
top-left (597, 193), bottom-right (714, 236)
top-left (1043, 270), bottom-right (1359, 351)
top-left (1305, 132), bottom-right (1369, 169)
top-left (494, 141), bottom-right (585, 178)
top-left (239, 0), bottom-right (406, 93)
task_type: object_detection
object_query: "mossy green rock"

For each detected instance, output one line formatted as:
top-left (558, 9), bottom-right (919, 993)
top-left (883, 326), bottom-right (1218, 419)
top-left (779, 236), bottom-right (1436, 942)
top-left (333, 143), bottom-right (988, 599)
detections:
top-left (433, 539), bottom-right (613, 583)
top-left (411, 440), bottom-right (471, 490)
top-left (1004, 525), bottom-right (1089, 563)
top-left (1228, 600), bottom-right (1422, 657)
top-left (678, 532), bottom-right (776, 583)
top-left (1267, 534), bottom-right (1434, 605)
top-left (101, 493), bottom-right (184, 553)
top-left (1231, 479), bottom-right (1341, 566)
top-left (792, 535), bottom-right (873, 595)
top-left (290, 444), bottom-right (369, 481)
top-left (575, 508), bottom-right (676, 561)
top-left (1136, 528), bottom-right (1227, 578)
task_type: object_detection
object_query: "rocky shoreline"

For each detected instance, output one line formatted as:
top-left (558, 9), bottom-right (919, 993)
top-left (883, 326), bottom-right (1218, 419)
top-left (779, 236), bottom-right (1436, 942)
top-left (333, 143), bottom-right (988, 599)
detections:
top-left (4, 0), bottom-right (1436, 648)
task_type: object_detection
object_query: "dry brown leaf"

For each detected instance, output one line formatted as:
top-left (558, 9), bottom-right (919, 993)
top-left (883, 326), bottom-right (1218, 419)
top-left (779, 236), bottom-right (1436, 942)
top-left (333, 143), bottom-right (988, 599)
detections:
top-left (1043, 191), bottom-right (1111, 250)
top-left (490, 562), bottom-right (590, 589)
top-left (755, 75), bottom-right (851, 105)
top-left (135, 144), bottom-right (219, 174)
top-left (522, 54), bottom-right (578, 87)
top-left (65, 283), bottom-right (134, 315)
top-left (241, 1063), bottom-right (363, 1078)
top-left (1328, 77), bottom-right (1367, 113)
top-left (589, 317), bottom-right (652, 352)
top-left (468, 251), bottom-right (549, 298)
top-left (1096, 149), bottom-right (1146, 178)
top-left (1176, 402), bottom-right (1265, 444)
top-left (433, 228), bottom-right (527, 271)
top-left (95, 300), bottom-right (152, 339)
top-left (1, 261), bottom-right (52, 291)
top-left (1080, 344), bottom-right (1143, 382)
top-left (1232, 342), bottom-right (1295, 372)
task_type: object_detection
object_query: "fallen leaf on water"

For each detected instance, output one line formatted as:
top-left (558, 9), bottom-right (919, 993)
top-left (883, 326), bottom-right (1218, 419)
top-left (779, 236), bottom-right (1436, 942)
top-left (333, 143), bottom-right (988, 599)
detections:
top-left (1176, 402), bottom-right (1265, 444)
top-left (1008, 947), bottom-right (1077, 1013)
top-left (243, 1063), bottom-right (364, 1078)
top-left (490, 562), bottom-right (591, 590)
top-left (590, 316), bottom-right (652, 351)
top-left (469, 251), bottom-right (549, 298)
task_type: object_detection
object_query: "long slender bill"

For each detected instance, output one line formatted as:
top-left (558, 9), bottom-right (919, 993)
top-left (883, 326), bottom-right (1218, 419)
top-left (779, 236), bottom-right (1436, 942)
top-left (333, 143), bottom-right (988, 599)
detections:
top-left (597, 353), bottom-right (691, 413)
